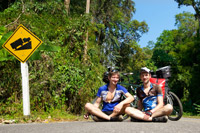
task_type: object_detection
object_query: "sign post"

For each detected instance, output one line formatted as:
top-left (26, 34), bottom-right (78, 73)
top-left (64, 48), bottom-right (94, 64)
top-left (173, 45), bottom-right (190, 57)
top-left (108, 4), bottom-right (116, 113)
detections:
top-left (21, 62), bottom-right (30, 116)
top-left (2, 24), bottom-right (43, 116)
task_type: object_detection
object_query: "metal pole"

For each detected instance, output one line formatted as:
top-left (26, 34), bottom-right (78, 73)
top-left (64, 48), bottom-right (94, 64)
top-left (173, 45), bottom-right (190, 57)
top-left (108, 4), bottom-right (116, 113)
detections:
top-left (21, 62), bottom-right (30, 116)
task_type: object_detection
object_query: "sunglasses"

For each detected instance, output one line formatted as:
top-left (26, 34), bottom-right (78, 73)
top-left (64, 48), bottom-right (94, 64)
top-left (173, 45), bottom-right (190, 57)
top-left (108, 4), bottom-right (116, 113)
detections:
top-left (111, 69), bottom-right (119, 72)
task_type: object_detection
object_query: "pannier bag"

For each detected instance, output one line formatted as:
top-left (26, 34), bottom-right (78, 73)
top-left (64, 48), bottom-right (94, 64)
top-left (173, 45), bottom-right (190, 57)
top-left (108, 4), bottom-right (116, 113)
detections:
top-left (156, 66), bottom-right (171, 78)
top-left (150, 78), bottom-right (168, 103)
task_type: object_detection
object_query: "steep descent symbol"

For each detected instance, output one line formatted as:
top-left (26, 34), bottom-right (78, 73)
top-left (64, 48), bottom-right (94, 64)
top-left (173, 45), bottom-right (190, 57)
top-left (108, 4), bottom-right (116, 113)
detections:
top-left (10, 37), bottom-right (32, 50)
top-left (2, 24), bottom-right (43, 63)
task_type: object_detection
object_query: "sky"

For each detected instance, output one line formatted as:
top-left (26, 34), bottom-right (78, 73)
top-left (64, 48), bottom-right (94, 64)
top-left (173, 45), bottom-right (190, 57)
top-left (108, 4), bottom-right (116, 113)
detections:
top-left (133, 0), bottom-right (195, 48)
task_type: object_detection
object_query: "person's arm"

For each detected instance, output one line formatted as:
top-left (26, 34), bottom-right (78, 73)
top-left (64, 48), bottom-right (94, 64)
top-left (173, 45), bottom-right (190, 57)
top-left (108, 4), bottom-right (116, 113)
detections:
top-left (150, 85), bottom-right (164, 114)
top-left (137, 99), bottom-right (143, 111)
top-left (94, 86), bottom-right (102, 108)
top-left (136, 87), bottom-right (143, 111)
top-left (113, 92), bottom-right (134, 113)
top-left (120, 92), bottom-right (134, 105)
top-left (93, 96), bottom-right (101, 108)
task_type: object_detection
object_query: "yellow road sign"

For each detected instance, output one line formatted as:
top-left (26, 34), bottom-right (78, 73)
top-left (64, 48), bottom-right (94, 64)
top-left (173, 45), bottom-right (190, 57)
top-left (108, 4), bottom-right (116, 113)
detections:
top-left (2, 24), bottom-right (43, 63)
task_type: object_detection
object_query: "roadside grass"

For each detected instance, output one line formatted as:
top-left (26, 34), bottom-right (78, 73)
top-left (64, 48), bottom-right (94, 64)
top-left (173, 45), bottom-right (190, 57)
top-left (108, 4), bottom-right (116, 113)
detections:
top-left (1, 111), bottom-right (199, 124)
top-left (0, 109), bottom-right (86, 124)
top-left (182, 112), bottom-right (200, 119)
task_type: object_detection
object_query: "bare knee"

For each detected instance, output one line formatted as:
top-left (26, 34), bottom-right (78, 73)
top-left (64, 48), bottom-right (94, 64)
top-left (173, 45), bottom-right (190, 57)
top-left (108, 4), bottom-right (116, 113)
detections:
top-left (166, 104), bottom-right (173, 111)
top-left (125, 107), bottom-right (135, 115)
top-left (165, 104), bottom-right (173, 115)
top-left (125, 107), bottom-right (131, 113)
top-left (85, 103), bottom-right (93, 111)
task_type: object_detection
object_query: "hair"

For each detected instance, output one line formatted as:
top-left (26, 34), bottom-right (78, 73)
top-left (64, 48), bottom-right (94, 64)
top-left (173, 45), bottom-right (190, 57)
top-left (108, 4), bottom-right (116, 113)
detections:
top-left (102, 69), bottom-right (120, 83)
top-left (108, 70), bottom-right (120, 78)
top-left (102, 72), bottom-right (109, 83)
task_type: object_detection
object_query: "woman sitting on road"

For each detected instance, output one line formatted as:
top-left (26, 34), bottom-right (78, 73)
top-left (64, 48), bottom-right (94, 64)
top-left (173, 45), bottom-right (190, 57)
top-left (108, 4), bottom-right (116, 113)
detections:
top-left (84, 70), bottom-right (134, 122)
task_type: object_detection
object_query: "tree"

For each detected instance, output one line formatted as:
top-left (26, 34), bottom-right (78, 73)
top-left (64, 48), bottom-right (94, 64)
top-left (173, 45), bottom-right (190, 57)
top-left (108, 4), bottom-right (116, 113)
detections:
top-left (151, 10), bottom-right (200, 111)
top-left (90, 0), bottom-right (148, 67)
top-left (174, 0), bottom-right (200, 37)
top-left (175, 11), bottom-right (198, 38)
top-left (155, 30), bottom-right (179, 52)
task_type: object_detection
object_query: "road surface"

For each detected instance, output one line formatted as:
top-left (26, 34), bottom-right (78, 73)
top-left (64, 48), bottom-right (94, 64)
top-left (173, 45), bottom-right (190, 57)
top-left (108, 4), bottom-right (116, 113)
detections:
top-left (0, 118), bottom-right (200, 133)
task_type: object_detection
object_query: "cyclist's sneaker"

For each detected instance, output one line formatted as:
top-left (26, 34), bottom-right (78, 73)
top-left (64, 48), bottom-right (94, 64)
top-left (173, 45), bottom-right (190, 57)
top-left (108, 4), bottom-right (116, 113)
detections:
top-left (131, 117), bottom-right (138, 122)
top-left (93, 116), bottom-right (107, 122)
top-left (130, 117), bottom-right (150, 122)
top-left (152, 116), bottom-right (168, 123)
top-left (130, 117), bottom-right (143, 122)
top-left (110, 115), bottom-right (123, 122)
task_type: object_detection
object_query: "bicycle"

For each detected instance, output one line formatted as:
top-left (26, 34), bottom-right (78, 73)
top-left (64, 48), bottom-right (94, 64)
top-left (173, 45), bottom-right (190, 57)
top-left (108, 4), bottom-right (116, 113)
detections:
top-left (150, 66), bottom-right (183, 121)
top-left (118, 72), bottom-right (140, 120)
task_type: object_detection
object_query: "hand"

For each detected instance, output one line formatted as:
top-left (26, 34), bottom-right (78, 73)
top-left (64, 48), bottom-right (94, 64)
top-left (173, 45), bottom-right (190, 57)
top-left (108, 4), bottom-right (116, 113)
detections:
top-left (114, 103), bottom-right (123, 113)
top-left (84, 112), bottom-right (90, 119)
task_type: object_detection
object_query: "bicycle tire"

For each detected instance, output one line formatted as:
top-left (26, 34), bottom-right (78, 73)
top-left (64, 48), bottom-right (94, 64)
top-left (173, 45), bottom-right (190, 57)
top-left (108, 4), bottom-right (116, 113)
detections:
top-left (166, 91), bottom-right (183, 121)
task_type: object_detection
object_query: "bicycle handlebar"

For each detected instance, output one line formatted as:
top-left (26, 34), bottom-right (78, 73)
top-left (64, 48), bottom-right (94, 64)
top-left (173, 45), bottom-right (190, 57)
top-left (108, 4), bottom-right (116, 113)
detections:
top-left (122, 72), bottom-right (134, 76)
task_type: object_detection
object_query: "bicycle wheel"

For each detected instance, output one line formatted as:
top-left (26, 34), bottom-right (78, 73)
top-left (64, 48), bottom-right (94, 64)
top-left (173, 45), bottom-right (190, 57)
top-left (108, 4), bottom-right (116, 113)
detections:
top-left (166, 91), bottom-right (183, 121)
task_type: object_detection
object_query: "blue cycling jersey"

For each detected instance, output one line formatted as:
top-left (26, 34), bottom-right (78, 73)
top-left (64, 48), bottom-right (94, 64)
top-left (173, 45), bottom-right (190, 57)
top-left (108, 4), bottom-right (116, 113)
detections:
top-left (137, 83), bottom-right (163, 111)
top-left (97, 84), bottom-right (128, 112)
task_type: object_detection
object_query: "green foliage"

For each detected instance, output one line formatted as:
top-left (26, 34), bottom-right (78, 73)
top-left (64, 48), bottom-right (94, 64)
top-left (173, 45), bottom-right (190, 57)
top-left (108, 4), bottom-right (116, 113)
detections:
top-left (0, 27), bottom-right (15, 61)
top-left (0, 60), bottom-right (21, 116)
top-left (152, 49), bottom-right (174, 67)
top-left (175, 12), bottom-right (198, 38)
top-left (27, 51), bottom-right (104, 113)
top-left (1, 0), bottom-right (199, 118)
top-left (0, 26), bottom-right (6, 38)
top-left (0, 0), bottom-right (105, 116)
top-left (90, 0), bottom-right (148, 67)
top-left (175, 0), bottom-right (193, 7)
top-left (194, 104), bottom-right (200, 114)
top-left (175, 0), bottom-right (200, 38)
top-left (155, 30), bottom-right (178, 52)
top-left (150, 10), bottom-right (200, 115)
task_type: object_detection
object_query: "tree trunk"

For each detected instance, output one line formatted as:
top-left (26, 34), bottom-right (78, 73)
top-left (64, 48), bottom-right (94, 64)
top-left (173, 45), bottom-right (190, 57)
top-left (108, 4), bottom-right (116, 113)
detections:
top-left (84, 0), bottom-right (90, 63)
top-left (64, 0), bottom-right (70, 15)
top-left (86, 0), bottom-right (90, 13)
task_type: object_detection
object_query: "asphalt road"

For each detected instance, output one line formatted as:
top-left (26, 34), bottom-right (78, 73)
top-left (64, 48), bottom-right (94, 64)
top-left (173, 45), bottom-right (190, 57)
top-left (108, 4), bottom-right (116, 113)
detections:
top-left (0, 118), bottom-right (200, 133)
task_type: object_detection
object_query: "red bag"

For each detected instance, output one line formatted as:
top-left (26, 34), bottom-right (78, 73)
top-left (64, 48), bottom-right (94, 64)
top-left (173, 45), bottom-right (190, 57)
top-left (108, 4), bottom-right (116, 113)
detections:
top-left (150, 78), bottom-right (166, 99)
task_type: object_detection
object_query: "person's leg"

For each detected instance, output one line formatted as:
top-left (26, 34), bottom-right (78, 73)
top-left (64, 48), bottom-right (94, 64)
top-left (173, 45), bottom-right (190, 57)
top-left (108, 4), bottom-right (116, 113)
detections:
top-left (85, 103), bottom-right (110, 120)
top-left (125, 107), bottom-right (152, 121)
top-left (109, 103), bottom-right (130, 117)
top-left (151, 104), bottom-right (173, 118)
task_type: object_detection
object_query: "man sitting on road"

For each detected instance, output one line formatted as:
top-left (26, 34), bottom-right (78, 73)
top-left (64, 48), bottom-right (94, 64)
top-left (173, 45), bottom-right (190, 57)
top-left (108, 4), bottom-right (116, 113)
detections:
top-left (84, 70), bottom-right (134, 122)
top-left (125, 67), bottom-right (173, 122)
